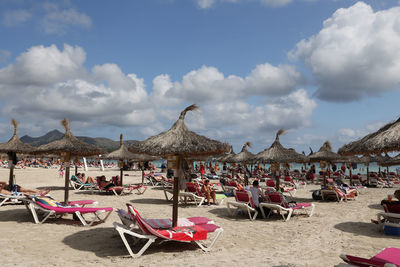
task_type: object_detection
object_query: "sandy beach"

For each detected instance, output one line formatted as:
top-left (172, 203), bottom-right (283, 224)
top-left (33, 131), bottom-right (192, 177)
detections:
top-left (0, 167), bottom-right (398, 267)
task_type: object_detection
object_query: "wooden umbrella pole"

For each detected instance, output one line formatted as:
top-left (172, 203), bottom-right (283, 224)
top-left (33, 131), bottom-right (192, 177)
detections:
top-left (141, 165), bottom-right (145, 185)
top-left (349, 168), bottom-right (352, 186)
top-left (8, 153), bottom-right (15, 187)
top-left (64, 153), bottom-right (71, 204)
top-left (9, 165), bottom-right (14, 187)
top-left (172, 156), bottom-right (181, 227)
top-left (120, 160), bottom-right (124, 186)
top-left (367, 166), bottom-right (370, 185)
top-left (75, 165), bottom-right (78, 175)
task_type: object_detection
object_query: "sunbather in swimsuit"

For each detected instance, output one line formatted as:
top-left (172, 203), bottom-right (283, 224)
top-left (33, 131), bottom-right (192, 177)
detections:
top-left (0, 181), bottom-right (49, 196)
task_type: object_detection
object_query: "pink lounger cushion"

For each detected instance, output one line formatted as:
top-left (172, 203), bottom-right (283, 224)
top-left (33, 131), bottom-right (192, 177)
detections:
top-left (63, 200), bottom-right (96, 206)
top-left (145, 217), bottom-right (211, 229)
top-left (341, 247), bottom-right (400, 266)
top-left (35, 201), bottom-right (113, 213)
top-left (128, 204), bottom-right (220, 242)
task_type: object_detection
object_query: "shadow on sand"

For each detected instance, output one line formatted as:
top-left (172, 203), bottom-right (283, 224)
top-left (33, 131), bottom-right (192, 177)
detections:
top-left (334, 221), bottom-right (399, 239)
top-left (63, 227), bottom-right (198, 258)
top-left (368, 203), bottom-right (384, 211)
top-left (37, 186), bottom-right (69, 191)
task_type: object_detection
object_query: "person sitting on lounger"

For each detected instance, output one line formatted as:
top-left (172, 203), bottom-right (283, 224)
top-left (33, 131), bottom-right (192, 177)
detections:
top-left (98, 176), bottom-right (117, 189)
top-left (0, 181), bottom-right (49, 196)
top-left (381, 189), bottom-right (400, 205)
top-left (77, 173), bottom-right (95, 184)
top-left (201, 179), bottom-right (216, 205)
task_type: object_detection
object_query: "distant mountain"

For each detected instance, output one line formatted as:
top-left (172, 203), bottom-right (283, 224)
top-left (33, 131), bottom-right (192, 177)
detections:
top-left (20, 130), bottom-right (140, 153)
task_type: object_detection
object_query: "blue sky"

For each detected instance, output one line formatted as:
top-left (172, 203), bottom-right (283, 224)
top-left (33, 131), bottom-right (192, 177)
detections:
top-left (1, 0), bottom-right (400, 155)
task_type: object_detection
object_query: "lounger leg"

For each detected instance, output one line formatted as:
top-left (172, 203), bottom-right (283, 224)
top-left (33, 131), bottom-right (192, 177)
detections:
top-left (226, 202), bottom-right (232, 216)
top-left (76, 210), bottom-right (113, 226)
top-left (28, 203), bottom-right (54, 224)
top-left (197, 197), bottom-right (205, 207)
top-left (285, 209), bottom-right (293, 221)
top-left (308, 204), bottom-right (315, 217)
top-left (195, 228), bottom-right (223, 252)
top-left (259, 205), bottom-right (266, 219)
top-left (250, 209), bottom-right (258, 221)
top-left (0, 197), bottom-right (9, 207)
top-left (113, 222), bottom-right (156, 258)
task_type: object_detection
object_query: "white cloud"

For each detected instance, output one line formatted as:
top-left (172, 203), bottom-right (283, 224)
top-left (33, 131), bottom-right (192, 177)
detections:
top-left (0, 43), bottom-right (316, 150)
top-left (0, 44), bottom-right (149, 130)
top-left (2, 9), bottom-right (32, 27)
top-left (245, 63), bottom-right (301, 96)
top-left (337, 121), bottom-right (385, 143)
top-left (0, 44), bottom-right (87, 87)
top-left (157, 64), bottom-right (301, 103)
top-left (42, 3), bottom-right (92, 34)
top-left (291, 2), bottom-right (400, 102)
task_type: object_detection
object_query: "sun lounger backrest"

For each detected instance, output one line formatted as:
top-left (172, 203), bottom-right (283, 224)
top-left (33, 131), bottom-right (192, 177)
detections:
top-left (126, 203), bottom-right (208, 242)
top-left (265, 192), bottom-right (289, 208)
top-left (186, 182), bottom-right (198, 193)
top-left (234, 190), bottom-right (255, 208)
top-left (266, 179), bottom-right (275, 187)
top-left (384, 202), bottom-right (400, 213)
top-left (96, 177), bottom-right (102, 188)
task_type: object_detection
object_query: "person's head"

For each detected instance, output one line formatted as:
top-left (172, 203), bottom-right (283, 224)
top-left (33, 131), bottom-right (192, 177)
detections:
top-left (82, 173), bottom-right (85, 177)
top-left (77, 173), bottom-right (81, 177)
top-left (100, 175), bottom-right (106, 181)
top-left (394, 190), bottom-right (400, 201)
top-left (204, 179), bottom-right (210, 185)
top-left (253, 180), bottom-right (259, 187)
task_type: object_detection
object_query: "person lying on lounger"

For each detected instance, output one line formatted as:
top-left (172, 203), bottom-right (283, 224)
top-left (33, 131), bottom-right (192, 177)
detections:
top-left (0, 181), bottom-right (49, 196)
top-left (148, 170), bottom-right (168, 183)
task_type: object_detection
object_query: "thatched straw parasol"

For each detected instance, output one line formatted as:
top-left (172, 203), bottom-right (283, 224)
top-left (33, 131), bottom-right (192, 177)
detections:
top-left (36, 119), bottom-right (104, 203)
top-left (338, 116), bottom-right (400, 155)
top-left (105, 134), bottom-right (158, 185)
top-left (308, 141), bottom-right (340, 186)
top-left (130, 104), bottom-right (230, 226)
top-left (254, 130), bottom-right (306, 164)
top-left (226, 142), bottom-right (255, 186)
top-left (381, 153), bottom-right (400, 167)
top-left (0, 119), bottom-right (37, 187)
top-left (332, 155), bottom-right (360, 184)
top-left (228, 142), bottom-right (255, 163)
top-left (254, 129), bottom-right (306, 189)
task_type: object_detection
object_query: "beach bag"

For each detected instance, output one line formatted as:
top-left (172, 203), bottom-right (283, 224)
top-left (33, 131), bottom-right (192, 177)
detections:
top-left (312, 189), bottom-right (322, 200)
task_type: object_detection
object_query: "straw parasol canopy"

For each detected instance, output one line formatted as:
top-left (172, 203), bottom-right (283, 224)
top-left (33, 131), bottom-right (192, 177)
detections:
top-left (36, 119), bottom-right (104, 157)
top-left (381, 153), bottom-right (400, 167)
top-left (0, 119), bottom-right (37, 186)
top-left (130, 104), bottom-right (230, 227)
top-left (0, 119), bottom-right (36, 154)
top-left (308, 141), bottom-right (341, 186)
top-left (254, 129), bottom-right (306, 164)
top-left (36, 119), bottom-right (105, 203)
top-left (130, 105), bottom-right (230, 157)
top-left (338, 116), bottom-right (400, 155)
top-left (104, 134), bottom-right (141, 160)
top-left (308, 141), bottom-right (340, 163)
top-left (104, 134), bottom-right (158, 185)
top-left (227, 142), bottom-right (255, 163)
top-left (254, 129), bottom-right (306, 190)
top-left (219, 147), bottom-right (236, 163)
top-left (374, 153), bottom-right (391, 165)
